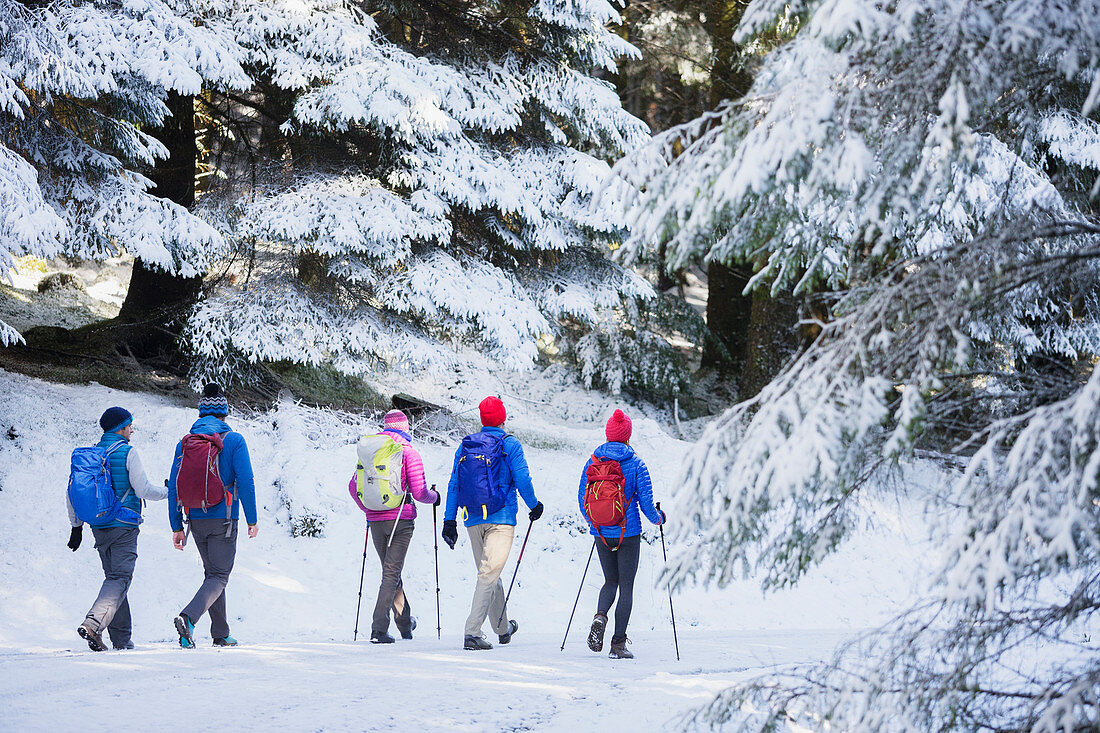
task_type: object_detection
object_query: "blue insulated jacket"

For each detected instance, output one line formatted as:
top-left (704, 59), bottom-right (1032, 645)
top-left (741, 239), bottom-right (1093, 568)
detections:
top-left (95, 432), bottom-right (136, 529)
top-left (578, 442), bottom-right (662, 539)
top-left (445, 426), bottom-right (538, 527)
top-left (167, 416), bottom-right (257, 531)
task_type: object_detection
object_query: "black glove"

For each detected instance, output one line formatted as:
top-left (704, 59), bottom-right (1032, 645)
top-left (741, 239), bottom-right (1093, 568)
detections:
top-left (659, 509), bottom-right (667, 525)
top-left (67, 525), bottom-right (82, 551)
top-left (433, 488), bottom-right (441, 507)
top-left (442, 520), bottom-right (458, 549)
top-left (528, 502), bottom-right (544, 522)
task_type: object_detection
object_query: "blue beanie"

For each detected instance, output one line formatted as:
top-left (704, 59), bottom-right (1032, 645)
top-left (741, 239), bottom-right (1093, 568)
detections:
top-left (198, 383), bottom-right (229, 417)
top-left (99, 407), bottom-right (133, 433)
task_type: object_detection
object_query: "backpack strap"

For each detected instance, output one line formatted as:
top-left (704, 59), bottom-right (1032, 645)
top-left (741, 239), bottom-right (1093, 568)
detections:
top-left (104, 441), bottom-right (136, 509)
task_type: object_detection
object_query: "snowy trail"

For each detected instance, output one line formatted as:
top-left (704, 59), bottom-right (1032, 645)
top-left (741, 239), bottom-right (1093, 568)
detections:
top-left (0, 369), bottom-right (941, 730)
top-left (0, 630), bottom-right (849, 731)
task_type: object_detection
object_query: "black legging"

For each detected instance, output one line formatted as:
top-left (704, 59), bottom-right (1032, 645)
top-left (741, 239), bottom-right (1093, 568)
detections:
top-left (595, 534), bottom-right (641, 639)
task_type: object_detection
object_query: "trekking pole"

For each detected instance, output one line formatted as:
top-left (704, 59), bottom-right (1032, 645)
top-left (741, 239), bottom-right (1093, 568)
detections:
top-left (656, 502), bottom-right (680, 661)
top-left (353, 519), bottom-right (370, 641)
top-left (560, 541), bottom-right (595, 651)
top-left (497, 520), bottom-right (534, 627)
top-left (386, 487), bottom-right (408, 550)
top-left (432, 486), bottom-right (441, 640)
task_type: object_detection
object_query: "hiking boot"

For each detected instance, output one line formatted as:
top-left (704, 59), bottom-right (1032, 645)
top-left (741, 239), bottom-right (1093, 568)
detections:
top-left (113, 641), bottom-right (135, 650)
top-left (174, 614), bottom-right (195, 649)
top-left (609, 635), bottom-right (634, 659)
top-left (213, 636), bottom-right (238, 647)
top-left (399, 617), bottom-right (417, 640)
top-left (77, 623), bottom-right (106, 652)
top-left (587, 612), bottom-right (607, 652)
top-left (370, 631), bottom-right (395, 644)
top-left (498, 620), bottom-right (518, 645)
top-left (463, 635), bottom-right (492, 651)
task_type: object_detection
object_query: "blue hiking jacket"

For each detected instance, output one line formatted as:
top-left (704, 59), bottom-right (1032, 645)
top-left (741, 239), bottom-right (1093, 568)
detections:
top-left (578, 442), bottom-right (662, 539)
top-left (445, 426), bottom-right (538, 527)
top-left (167, 416), bottom-right (257, 531)
top-left (95, 432), bottom-right (136, 529)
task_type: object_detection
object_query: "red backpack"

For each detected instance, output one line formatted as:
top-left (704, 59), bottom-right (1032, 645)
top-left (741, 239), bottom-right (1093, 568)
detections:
top-left (176, 432), bottom-right (233, 518)
top-left (583, 456), bottom-right (630, 548)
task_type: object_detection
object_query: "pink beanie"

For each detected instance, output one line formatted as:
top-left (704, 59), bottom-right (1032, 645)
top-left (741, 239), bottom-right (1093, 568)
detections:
top-left (383, 409), bottom-right (410, 432)
top-left (605, 409), bottom-right (632, 443)
top-left (479, 396), bottom-right (507, 427)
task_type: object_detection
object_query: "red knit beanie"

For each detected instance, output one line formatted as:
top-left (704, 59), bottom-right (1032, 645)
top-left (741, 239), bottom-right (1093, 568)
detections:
top-left (479, 396), bottom-right (507, 427)
top-left (605, 409), bottom-right (632, 443)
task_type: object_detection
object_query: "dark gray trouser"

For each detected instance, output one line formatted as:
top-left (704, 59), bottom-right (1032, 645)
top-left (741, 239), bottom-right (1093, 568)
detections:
top-left (370, 518), bottom-right (414, 635)
top-left (86, 526), bottom-right (139, 647)
top-left (181, 518), bottom-right (238, 640)
top-left (595, 534), bottom-right (641, 639)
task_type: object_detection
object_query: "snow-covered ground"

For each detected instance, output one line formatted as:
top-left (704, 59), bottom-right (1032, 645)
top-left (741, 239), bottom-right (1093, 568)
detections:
top-left (0, 368), bottom-right (945, 730)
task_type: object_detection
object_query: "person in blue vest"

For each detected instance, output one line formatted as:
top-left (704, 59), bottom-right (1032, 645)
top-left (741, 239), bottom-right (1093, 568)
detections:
top-left (167, 384), bottom-right (258, 648)
top-left (442, 396), bottom-right (543, 650)
top-left (68, 406), bottom-right (168, 652)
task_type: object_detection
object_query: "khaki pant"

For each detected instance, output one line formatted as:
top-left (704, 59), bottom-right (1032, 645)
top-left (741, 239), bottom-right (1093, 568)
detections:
top-left (464, 523), bottom-right (514, 638)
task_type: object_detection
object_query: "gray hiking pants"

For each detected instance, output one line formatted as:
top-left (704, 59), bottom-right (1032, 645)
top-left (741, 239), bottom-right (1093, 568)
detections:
top-left (464, 523), bottom-right (513, 638)
top-left (369, 518), bottom-right (414, 636)
top-left (85, 526), bottom-right (139, 647)
top-left (181, 518), bottom-right (238, 640)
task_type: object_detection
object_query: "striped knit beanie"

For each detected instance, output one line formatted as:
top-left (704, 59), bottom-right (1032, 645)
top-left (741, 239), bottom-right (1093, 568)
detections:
top-left (383, 409), bottom-right (410, 432)
top-left (198, 383), bottom-right (229, 417)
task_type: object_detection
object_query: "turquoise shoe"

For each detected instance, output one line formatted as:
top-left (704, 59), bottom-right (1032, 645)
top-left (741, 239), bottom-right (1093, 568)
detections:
top-left (174, 615), bottom-right (195, 649)
top-left (213, 636), bottom-right (238, 647)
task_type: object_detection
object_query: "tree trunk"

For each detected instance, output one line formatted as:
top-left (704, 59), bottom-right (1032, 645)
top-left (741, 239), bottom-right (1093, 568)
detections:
top-left (739, 287), bottom-right (801, 400)
top-left (116, 92), bottom-right (202, 357)
top-left (700, 0), bottom-right (756, 372)
top-left (701, 260), bottom-right (752, 372)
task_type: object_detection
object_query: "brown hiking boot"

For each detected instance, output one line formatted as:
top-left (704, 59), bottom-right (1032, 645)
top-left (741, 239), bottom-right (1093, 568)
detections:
top-left (587, 612), bottom-right (607, 652)
top-left (77, 623), bottom-right (106, 652)
top-left (609, 635), bottom-right (633, 659)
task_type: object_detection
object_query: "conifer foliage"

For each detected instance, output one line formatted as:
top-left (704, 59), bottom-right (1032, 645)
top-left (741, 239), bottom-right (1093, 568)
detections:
top-left (185, 0), bottom-right (662, 389)
top-left (0, 0), bottom-right (250, 345)
top-left (610, 0), bottom-right (1100, 729)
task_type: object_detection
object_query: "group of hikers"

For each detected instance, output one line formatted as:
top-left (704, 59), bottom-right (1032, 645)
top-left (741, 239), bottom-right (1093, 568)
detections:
top-left (66, 389), bottom-right (666, 660)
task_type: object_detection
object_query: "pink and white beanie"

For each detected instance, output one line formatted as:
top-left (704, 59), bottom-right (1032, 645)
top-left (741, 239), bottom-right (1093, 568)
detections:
top-left (383, 409), bottom-right (410, 433)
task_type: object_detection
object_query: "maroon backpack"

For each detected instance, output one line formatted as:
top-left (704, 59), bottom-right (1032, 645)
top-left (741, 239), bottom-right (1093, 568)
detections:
top-left (583, 456), bottom-right (629, 548)
top-left (176, 432), bottom-right (233, 517)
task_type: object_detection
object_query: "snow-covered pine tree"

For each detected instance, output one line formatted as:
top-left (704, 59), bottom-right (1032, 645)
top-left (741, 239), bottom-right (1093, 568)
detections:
top-left (0, 0), bottom-right (251, 345)
top-left (185, 0), bottom-right (688, 394)
top-left (606, 0), bottom-right (1100, 728)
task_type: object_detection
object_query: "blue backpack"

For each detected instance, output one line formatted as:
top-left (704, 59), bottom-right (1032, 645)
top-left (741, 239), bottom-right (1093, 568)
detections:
top-left (456, 432), bottom-right (509, 520)
top-left (68, 443), bottom-right (141, 526)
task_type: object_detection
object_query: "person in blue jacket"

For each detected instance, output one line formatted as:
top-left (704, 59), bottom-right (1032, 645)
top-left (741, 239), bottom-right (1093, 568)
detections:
top-left (441, 396), bottom-right (543, 650)
top-left (579, 409), bottom-right (664, 660)
top-left (167, 384), bottom-right (258, 648)
top-left (68, 407), bottom-right (168, 651)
